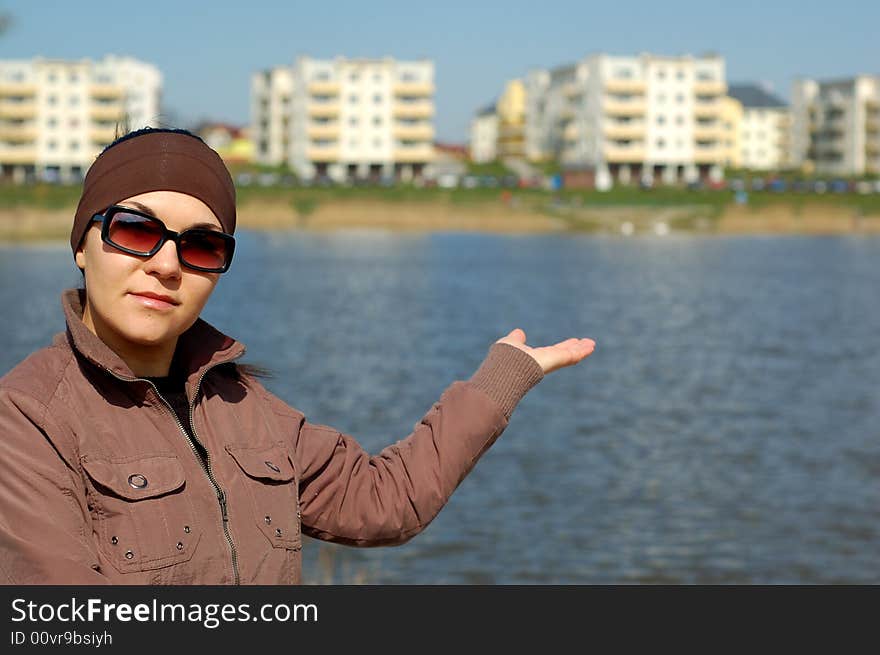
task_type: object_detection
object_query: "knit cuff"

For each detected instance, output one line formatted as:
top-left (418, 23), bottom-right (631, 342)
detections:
top-left (467, 342), bottom-right (544, 419)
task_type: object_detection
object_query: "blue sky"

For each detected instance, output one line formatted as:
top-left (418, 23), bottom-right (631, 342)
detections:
top-left (1, 0), bottom-right (877, 142)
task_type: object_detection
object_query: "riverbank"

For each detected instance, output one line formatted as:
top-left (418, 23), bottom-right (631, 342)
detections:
top-left (1, 186), bottom-right (880, 241)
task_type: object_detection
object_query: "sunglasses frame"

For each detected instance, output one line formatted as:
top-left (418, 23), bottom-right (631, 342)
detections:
top-left (91, 205), bottom-right (235, 273)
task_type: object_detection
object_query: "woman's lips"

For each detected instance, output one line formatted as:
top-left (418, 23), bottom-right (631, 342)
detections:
top-left (129, 293), bottom-right (178, 311)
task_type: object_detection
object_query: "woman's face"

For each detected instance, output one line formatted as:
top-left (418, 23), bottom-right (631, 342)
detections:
top-left (74, 190), bottom-right (223, 359)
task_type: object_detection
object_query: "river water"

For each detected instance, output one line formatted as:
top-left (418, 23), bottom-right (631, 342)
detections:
top-left (2, 230), bottom-right (879, 583)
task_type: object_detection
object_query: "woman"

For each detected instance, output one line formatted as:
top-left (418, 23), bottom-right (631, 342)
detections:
top-left (0, 128), bottom-right (595, 585)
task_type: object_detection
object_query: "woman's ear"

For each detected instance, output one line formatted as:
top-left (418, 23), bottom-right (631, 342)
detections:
top-left (75, 242), bottom-right (86, 270)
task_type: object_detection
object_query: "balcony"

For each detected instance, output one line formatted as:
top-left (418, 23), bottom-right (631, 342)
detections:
top-left (603, 97), bottom-right (646, 116)
top-left (693, 144), bottom-right (723, 163)
top-left (393, 82), bottom-right (435, 97)
top-left (693, 80), bottom-right (727, 95)
top-left (393, 124), bottom-right (434, 140)
top-left (0, 82), bottom-right (37, 96)
top-left (563, 82), bottom-right (582, 98)
top-left (0, 101), bottom-right (37, 119)
top-left (0, 147), bottom-right (37, 164)
top-left (0, 126), bottom-right (37, 141)
top-left (604, 78), bottom-right (646, 94)
top-left (307, 81), bottom-right (340, 95)
top-left (307, 124), bottom-right (340, 140)
top-left (693, 124), bottom-right (725, 141)
top-left (306, 146), bottom-right (339, 162)
top-left (866, 117), bottom-right (880, 133)
top-left (603, 143), bottom-right (645, 162)
top-left (89, 84), bottom-right (124, 99)
top-left (693, 102), bottom-right (721, 118)
top-left (564, 122), bottom-right (580, 140)
top-left (393, 145), bottom-right (435, 162)
top-left (90, 105), bottom-right (124, 121)
top-left (866, 140), bottom-right (880, 156)
top-left (90, 126), bottom-right (118, 143)
top-left (392, 102), bottom-right (434, 119)
top-left (307, 102), bottom-right (341, 118)
top-left (603, 121), bottom-right (645, 140)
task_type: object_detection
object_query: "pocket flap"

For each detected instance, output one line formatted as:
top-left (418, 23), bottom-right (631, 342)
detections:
top-left (81, 453), bottom-right (186, 500)
top-left (226, 443), bottom-right (295, 482)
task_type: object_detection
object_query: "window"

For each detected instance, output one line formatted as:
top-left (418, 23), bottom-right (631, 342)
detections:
top-left (48, 140), bottom-right (57, 150)
top-left (657, 69), bottom-right (666, 80)
top-left (676, 115), bottom-right (684, 126)
top-left (676, 93), bottom-right (684, 104)
top-left (676, 69), bottom-right (685, 81)
top-left (656, 138), bottom-right (666, 149)
top-left (349, 94), bottom-right (358, 104)
top-left (69, 72), bottom-right (79, 83)
top-left (69, 95), bottom-right (80, 106)
top-left (47, 95), bottom-right (57, 106)
top-left (69, 118), bottom-right (79, 128)
top-left (47, 117), bottom-right (57, 128)
top-left (373, 94), bottom-right (383, 104)
top-left (69, 141), bottom-right (79, 151)
top-left (349, 117), bottom-right (359, 126)
top-left (657, 115), bottom-right (666, 125)
top-left (373, 138), bottom-right (382, 148)
top-left (372, 116), bottom-right (382, 126)
top-left (349, 72), bottom-right (360, 82)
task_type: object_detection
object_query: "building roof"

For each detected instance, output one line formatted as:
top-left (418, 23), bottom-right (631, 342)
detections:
top-left (728, 83), bottom-right (787, 108)
top-left (476, 102), bottom-right (496, 117)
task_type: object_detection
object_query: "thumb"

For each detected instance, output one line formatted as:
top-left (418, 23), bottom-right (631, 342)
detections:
top-left (497, 328), bottom-right (527, 345)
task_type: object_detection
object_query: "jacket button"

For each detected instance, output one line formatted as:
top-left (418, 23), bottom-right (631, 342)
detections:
top-left (264, 461), bottom-right (281, 473)
top-left (177, 542), bottom-right (184, 550)
top-left (275, 528), bottom-right (282, 537)
top-left (128, 474), bottom-right (148, 489)
top-left (264, 516), bottom-right (272, 525)
top-left (184, 526), bottom-right (191, 534)
top-left (111, 536), bottom-right (118, 545)
top-left (125, 550), bottom-right (134, 560)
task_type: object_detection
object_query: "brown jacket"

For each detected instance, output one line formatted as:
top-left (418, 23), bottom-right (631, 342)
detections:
top-left (0, 289), bottom-right (543, 584)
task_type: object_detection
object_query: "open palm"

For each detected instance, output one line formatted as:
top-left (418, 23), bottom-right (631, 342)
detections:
top-left (495, 328), bottom-right (596, 375)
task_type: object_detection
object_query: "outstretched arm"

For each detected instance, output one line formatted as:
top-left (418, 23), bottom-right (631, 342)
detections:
top-left (294, 330), bottom-right (595, 547)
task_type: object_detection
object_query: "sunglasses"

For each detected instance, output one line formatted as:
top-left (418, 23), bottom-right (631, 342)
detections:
top-left (90, 205), bottom-right (235, 273)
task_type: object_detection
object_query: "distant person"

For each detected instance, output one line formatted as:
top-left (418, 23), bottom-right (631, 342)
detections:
top-left (0, 128), bottom-right (595, 584)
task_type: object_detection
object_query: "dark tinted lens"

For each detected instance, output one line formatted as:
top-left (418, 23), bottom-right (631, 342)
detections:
top-left (178, 230), bottom-right (230, 270)
top-left (107, 211), bottom-right (164, 254)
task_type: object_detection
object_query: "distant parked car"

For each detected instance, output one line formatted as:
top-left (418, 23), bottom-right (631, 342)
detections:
top-left (236, 172), bottom-right (254, 186)
top-left (500, 175), bottom-right (519, 188)
top-left (750, 178), bottom-right (766, 191)
top-left (258, 172), bottom-right (279, 187)
top-left (437, 173), bottom-right (459, 189)
top-left (729, 177), bottom-right (745, 192)
top-left (461, 175), bottom-right (480, 189)
top-left (791, 180), bottom-right (809, 193)
top-left (768, 179), bottom-right (787, 193)
top-left (829, 179), bottom-right (849, 193)
top-left (855, 181), bottom-right (873, 195)
top-left (813, 180), bottom-right (828, 193)
top-left (480, 175), bottom-right (499, 188)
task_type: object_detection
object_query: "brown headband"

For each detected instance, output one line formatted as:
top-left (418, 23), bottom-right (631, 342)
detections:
top-left (71, 130), bottom-right (236, 257)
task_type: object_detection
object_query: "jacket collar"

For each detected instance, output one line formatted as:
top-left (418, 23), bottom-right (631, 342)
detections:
top-left (62, 288), bottom-right (247, 390)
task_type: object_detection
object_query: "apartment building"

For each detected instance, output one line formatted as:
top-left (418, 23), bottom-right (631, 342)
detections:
top-left (477, 53), bottom-right (725, 187)
top-left (791, 75), bottom-right (880, 176)
top-left (0, 56), bottom-right (161, 183)
top-left (719, 95), bottom-right (743, 169)
top-left (252, 56), bottom-right (435, 182)
top-left (727, 84), bottom-right (791, 171)
top-left (495, 79), bottom-right (526, 160)
top-left (469, 104), bottom-right (498, 163)
top-left (250, 66), bottom-right (293, 167)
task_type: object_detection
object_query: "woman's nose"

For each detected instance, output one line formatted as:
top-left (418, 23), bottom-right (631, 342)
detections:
top-left (144, 239), bottom-right (181, 277)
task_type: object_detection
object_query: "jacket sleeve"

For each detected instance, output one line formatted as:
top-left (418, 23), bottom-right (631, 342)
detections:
top-left (0, 387), bottom-right (109, 584)
top-left (291, 342), bottom-right (544, 547)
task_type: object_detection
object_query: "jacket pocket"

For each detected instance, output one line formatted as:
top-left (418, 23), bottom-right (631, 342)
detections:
top-left (225, 443), bottom-right (301, 550)
top-left (80, 452), bottom-right (201, 573)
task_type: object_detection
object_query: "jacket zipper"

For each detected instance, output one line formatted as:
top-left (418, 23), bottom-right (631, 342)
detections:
top-left (104, 358), bottom-right (243, 585)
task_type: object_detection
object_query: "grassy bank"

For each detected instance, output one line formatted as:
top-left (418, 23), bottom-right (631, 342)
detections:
top-left (2, 183), bottom-right (880, 242)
